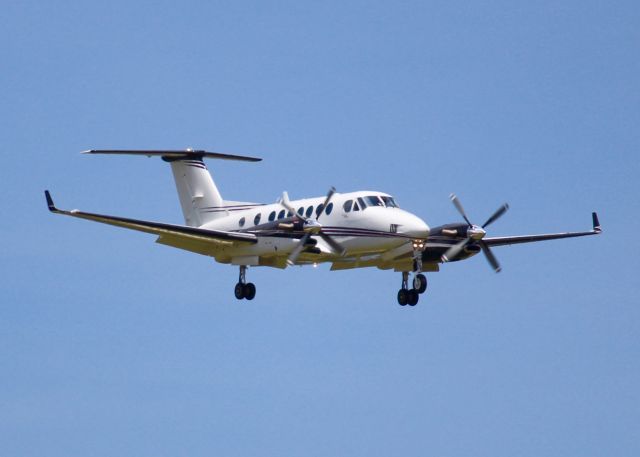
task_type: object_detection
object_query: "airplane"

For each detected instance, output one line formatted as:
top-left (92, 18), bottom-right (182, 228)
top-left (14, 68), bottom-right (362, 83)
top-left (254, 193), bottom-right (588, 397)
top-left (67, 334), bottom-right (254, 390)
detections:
top-left (44, 149), bottom-right (602, 306)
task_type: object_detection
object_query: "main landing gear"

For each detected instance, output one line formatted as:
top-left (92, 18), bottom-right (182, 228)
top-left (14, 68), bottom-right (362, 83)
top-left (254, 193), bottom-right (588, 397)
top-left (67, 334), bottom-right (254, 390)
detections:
top-left (234, 265), bottom-right (256, 300)
top-left (397, 272), bottom-right (428, 306)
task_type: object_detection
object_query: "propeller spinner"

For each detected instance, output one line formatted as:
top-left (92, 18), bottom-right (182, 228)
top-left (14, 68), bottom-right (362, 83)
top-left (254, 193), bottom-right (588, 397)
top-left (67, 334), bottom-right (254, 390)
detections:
top-left (441, 194), bottom-right (509, 272)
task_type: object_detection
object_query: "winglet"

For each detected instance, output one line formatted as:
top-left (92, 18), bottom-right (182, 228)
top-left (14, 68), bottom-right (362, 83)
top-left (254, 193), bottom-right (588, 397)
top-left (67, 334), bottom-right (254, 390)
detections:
top-left (592, 212), bottom-right (602, 233)
top-left (44, 190), bottom-right (58, 212)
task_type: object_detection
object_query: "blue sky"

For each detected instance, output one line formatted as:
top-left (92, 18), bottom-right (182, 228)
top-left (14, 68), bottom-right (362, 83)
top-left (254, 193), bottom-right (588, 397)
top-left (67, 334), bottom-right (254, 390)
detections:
top-left (1, 1), bottom-right (638, 456)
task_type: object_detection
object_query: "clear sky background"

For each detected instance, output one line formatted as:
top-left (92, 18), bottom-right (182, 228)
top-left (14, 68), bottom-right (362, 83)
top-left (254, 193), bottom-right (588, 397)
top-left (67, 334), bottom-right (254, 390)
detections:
top-left (1, 1), bottom-right (638, 456)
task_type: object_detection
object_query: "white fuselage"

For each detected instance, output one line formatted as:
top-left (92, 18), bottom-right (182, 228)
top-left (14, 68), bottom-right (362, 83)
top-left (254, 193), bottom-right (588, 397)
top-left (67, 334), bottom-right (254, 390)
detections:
top-left (199, 191), bottom-right (430, 265)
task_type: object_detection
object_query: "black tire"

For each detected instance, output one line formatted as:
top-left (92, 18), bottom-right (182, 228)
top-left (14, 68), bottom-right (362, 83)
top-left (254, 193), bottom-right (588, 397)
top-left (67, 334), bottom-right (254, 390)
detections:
top-left (234, 282), bottom-right (245, 300)
top-left (408, 289), bottom-right (419, 306)
top-left (397, 289), bottom-right (409, 306)
top-left (243, 283), bottom-right (256, 300)
top-left (414, 274), bottom-right (427, 294)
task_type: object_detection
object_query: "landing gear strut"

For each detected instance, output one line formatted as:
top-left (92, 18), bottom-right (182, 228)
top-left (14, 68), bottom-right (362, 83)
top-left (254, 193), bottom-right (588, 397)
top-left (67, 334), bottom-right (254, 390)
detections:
top-left (234, 265), bottom-right (256, 300)
top-left (397, 242), bottom-right (428, 306)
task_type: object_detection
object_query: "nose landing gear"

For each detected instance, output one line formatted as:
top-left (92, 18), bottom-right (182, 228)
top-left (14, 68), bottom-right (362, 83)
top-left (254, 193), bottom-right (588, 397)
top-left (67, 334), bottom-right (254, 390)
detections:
top-left (413, 273), bottom-right (427, 294)
top-left (234, 265), bottom-right (256, 300)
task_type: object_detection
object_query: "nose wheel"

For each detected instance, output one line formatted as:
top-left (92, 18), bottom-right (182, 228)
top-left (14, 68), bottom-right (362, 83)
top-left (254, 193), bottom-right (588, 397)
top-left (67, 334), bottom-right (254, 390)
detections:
top-left (413, 273), bottom-right (427, 294)
top-left (234, 265), bottom-right (256, 300)
top-left (397, 272), bottom-right (427, 306)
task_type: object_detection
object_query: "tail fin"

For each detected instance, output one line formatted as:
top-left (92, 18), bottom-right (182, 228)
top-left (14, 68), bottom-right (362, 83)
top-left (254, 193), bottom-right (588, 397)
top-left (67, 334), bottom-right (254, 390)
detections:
top-left (83, 149), bottom-right (261, 227)
top-left (166, 156), bottom-right (224, 226)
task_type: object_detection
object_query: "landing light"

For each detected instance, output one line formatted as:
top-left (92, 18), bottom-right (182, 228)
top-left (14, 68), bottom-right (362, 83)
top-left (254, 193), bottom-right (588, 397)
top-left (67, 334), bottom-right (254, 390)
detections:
top-left (412, 240), bottom-right (425, 249)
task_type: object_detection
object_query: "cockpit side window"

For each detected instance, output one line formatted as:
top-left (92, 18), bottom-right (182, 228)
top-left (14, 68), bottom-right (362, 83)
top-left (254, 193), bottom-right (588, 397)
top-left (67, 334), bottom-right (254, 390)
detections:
top-left (357, 197), bottom-right (366, 209)
top-left (353, 201), bottom-right (360, 211)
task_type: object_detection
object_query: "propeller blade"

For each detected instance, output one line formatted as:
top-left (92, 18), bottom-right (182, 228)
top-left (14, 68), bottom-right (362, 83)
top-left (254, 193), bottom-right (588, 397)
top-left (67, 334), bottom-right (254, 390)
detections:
top-left (441, 237), bottom-right (469, 262)
top-left (482, 203), bottom-right (509, 229)
top-left (281, 191), bottom-right (306, 222)
top-left (282, 191), bottom-right (291, 208)
top-left (450, 194), bottom-right (472, 226)
top-left (317, 186), bottom-right (336, 222)
top-left (287, 233), bottom-right (311, 266)
top-left (319, 232), bottom-right (346, 257)
top-left (479, 241), bottom-right (501, 273)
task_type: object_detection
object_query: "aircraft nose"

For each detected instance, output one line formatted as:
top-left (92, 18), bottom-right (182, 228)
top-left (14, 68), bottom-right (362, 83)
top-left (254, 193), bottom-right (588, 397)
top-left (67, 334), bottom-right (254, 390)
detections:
top-left (401, 213), bottom-right (430, 238)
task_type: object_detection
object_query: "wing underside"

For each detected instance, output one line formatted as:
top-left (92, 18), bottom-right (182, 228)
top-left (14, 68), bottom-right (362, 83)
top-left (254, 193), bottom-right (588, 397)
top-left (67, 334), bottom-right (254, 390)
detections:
top-left (44, 191), bottom-right (256, 257)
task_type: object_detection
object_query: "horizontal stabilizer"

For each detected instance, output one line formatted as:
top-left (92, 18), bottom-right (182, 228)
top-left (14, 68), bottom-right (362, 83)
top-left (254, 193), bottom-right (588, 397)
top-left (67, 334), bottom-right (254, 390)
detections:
top-left (82, 149), bottom-right (262, 162)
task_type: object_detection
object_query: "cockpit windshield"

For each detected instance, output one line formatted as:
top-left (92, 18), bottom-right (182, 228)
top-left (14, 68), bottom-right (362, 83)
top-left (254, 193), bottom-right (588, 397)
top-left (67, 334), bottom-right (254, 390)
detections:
top-left (363, 195), bottom-right (384, 207)
top-left (381, 196), bottom-right (398, 208)
top-left (343, 195), bottom-right (400, 213)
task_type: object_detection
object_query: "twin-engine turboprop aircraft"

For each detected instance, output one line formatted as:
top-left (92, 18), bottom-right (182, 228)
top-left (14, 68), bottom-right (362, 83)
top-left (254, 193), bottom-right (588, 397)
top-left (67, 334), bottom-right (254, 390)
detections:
top-left (45, 149), bottom-right (601, 306)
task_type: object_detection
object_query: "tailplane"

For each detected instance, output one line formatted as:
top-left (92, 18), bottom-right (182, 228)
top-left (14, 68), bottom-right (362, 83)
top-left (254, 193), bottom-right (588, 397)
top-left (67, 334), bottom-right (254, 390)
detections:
top-left (83, 149), bottom-right (261, 227)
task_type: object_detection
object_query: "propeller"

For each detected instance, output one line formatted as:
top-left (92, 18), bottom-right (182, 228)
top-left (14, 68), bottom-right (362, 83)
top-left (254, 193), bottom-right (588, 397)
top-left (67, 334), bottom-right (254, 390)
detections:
top-left (441, 194), bottom-right (509, 272)
top-left (280, 187), bottom-right (346, 265)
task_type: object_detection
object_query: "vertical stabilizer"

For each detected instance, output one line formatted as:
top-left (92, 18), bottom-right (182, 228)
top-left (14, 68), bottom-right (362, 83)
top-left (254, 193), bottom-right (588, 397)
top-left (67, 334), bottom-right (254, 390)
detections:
top-left (167, 157), bottom-right (223, 227)
top-left (81, 149), bottom-right (262, 227)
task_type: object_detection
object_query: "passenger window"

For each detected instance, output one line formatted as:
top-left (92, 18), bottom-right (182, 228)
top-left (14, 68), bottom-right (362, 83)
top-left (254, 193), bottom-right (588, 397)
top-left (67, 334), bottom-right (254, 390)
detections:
top-left (306, 206), bottom-right (313, 218)
top-left (325, 202), bottom-right (333, 215)
top-left (268, 211), bottom-right (276, 222)
top-left (297, 207), bottom-right (304, 216)
top-left (316, 204), bottom-right (324, 217)
top-left (343, 200), bottom-right (353, 213)
top-left (287, 211), bottom-right (293, 218)
top-left (278, 209), bottom-right (286, 219)
top-left (239, 217), bottom-right (246, 227)
top-left (254, 213), bottom-right (261, 225)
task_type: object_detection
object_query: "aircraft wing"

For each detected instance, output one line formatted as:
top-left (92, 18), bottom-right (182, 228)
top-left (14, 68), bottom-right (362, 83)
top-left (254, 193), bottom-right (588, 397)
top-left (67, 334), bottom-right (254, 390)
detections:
top-left (44, 191), bottom-right (257, 255)
top-left (483, 212), bottom-right (601, 247)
